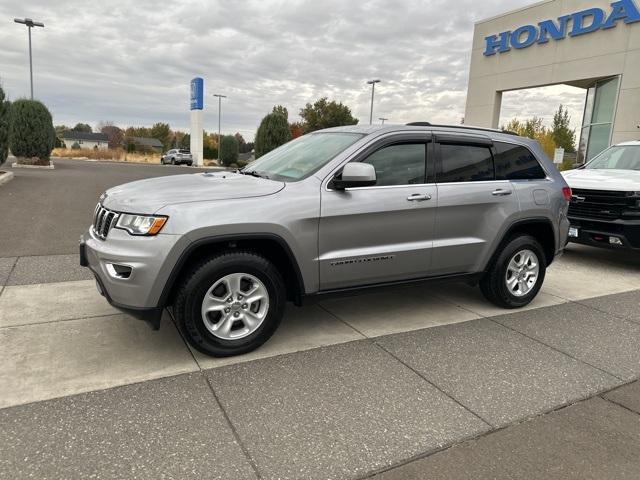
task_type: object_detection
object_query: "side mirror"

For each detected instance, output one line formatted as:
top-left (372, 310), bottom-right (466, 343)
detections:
top-left (332, 163), bottom-right (377, 190)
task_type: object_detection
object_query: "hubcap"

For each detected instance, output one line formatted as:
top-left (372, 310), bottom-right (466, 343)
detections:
top-left (201, 273), bottom-right (269, 340)
top-left (505, 249), bottom-right (539, 297)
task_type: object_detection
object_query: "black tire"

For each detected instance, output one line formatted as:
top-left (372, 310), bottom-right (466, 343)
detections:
top-left (479, 235), bottom-right (546, 308)
top-left (187, 162), bottom-right (193, 167)
top-left (173, 251), bottom-right (286, 357)
top-left (170, 158), bottom-right (175, 165)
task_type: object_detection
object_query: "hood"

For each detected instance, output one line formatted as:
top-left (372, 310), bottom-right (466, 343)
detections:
top-left (561, 168), bottom-right (640, 191)
top-left (101, 171), bottom-right (285, 213)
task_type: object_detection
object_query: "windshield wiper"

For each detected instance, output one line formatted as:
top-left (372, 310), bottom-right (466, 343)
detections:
top-left (240, 169), bottom-right (269, 179)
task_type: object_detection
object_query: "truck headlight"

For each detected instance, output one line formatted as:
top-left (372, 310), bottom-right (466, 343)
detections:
top-left (115, 214), bottom-right (168, 236)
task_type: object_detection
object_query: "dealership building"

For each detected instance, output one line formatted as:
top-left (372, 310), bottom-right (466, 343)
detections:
top-left (465, 0), bottom-right (640, 163)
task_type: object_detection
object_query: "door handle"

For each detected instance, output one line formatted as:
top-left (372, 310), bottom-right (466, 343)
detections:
top-left (407, 193), bottom-right (432, 202)
top-left (492, 189), bottom-right (512, 196)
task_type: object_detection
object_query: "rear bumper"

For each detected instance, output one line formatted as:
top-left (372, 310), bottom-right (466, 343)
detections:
top-left (567, 216), bottom-right (640, 250)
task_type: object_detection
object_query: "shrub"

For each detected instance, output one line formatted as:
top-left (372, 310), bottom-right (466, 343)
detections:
top-left (9, 99), bottom-right (55, 164)
top-left (255, 112), bottom-right (290, 159)
top-left (237, 159), bottom-right (249, 168)
top-left (71, 142), bottom-right (81, 150)
top-left (0, 86), bottom-right (9, 165)
top-left (219, 135), bottom-right (239, 166)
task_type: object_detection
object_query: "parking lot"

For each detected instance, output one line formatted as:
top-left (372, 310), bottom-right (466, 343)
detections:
top-left (1, 159), bottom-right (640, 479)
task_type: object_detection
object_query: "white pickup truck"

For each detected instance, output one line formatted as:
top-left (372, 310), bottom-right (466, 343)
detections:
top-left (562, 141), bottom-right (640, 250)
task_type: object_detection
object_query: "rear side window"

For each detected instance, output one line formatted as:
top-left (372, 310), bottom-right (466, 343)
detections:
top-left (494, 142), bottom-right (546, 180)
top-left (362, 143), bottom-right (426, 186)
top-left (438, 144), bottom-right (494, 183)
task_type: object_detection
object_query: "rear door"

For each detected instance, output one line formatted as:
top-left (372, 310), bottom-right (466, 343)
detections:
top-left (318, 132), bottom-right (437, 290)
top-left (432, 133), bottom-right (520, 275)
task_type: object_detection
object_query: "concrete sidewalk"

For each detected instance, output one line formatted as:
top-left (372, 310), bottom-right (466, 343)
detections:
top-left (1, 287), bottom-right (639, 479)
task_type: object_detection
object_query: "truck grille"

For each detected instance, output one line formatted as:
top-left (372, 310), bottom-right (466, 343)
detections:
top-left (568, 189), bottom-right (636, 220)
top-left (92, 204), bottom-right (119, 240)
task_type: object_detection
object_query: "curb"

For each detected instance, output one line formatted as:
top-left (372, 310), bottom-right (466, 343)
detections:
top-left (0, 170), bottom-right (14, 186)
top-left (12, 162), bottom-right (55, 170)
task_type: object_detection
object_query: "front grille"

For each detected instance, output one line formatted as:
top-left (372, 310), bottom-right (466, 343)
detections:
top-left (568, 189), bottom-right (637, 220)
top-left (92, 204), bottom-right (119, 240)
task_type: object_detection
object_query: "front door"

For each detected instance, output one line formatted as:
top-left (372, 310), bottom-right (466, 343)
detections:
top-left (319, 136), bottom-right (437, 290)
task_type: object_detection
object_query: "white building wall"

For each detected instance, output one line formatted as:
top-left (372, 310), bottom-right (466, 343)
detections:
top-left (465, 0), bottom-right (640, 145)
top-left (62, 139), bottom-right (109, 149)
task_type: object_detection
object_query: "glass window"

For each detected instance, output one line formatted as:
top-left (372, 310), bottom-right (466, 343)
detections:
top-left (586, 145), bottom-right (640, 171)
top-left (592, 77), bottom-right (619, 124)
top-left (244, 132), bottom-right (364, 182)
top-left (586, 124), bottom-right (612, 162)
top-left (494, 142), bottom-right (545, 180)
top-left (438, 144), bottom-right (494, 183)
top-left (361, 143), bottom-right (426, 186)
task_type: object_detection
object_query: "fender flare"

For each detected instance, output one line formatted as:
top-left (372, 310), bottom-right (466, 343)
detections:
top-left (157, 233), bottom-right (306, 308)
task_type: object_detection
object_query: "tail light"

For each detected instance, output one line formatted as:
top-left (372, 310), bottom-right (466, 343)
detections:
top-left (562, 186), bottom-right (572, 202)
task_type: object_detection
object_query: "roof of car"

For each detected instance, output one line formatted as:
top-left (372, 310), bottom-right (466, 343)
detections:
top-left (321, 123), bottom-right (522, 140)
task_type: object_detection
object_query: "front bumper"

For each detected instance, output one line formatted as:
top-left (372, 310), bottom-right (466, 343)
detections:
top-left (567, 216), bottom-right (640, 250)
top-left (79, 228), bottom-right (182, 328)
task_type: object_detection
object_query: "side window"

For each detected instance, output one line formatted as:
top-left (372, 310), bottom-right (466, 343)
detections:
top-left (361, 143), bottom-right (426, 186)
top-left (494, 142), bottom-right (546, 180)
top-left (438, 144), bottom-right (494, 183)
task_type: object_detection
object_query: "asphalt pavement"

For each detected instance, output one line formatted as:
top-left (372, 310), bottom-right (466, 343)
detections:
top-left (1, 158), bottom-right (639, 479)
top-left (0, 157), bottom-right (211, 257)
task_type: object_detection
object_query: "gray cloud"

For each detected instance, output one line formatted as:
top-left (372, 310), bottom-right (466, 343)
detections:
top-left (0, 0), bottom-right (583, 140)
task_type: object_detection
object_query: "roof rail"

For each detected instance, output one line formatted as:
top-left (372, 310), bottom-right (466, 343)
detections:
top-left (406, 122), bottom-right (519, 136)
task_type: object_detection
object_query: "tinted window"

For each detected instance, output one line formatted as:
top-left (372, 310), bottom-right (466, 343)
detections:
top-left (362, 143), bottom-right (426, 186)
top-left (438, 144), bottom-right (493, 183)
top-left (494, 142), bottom-right (546, 180)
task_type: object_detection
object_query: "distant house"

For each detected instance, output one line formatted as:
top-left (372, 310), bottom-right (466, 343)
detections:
top-left (129, 137), bottom-right (164, 153)
top-left (61, 131), bottom-right (109, 149)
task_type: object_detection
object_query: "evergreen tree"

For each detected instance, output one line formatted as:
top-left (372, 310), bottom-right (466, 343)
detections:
top-left (254, 111), bottom-right (290, 158)
top-left (9, 99), bottom-right (55, 163)
top-left (551, 105), bottom-right (576, 153)
top-left (0, 86), bottom-right (10, 165)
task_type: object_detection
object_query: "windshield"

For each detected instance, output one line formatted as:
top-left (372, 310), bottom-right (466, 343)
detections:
top-left (585, 145), bottom-right (640, 171)
top-left (243, 132), bottom-right (364, 181)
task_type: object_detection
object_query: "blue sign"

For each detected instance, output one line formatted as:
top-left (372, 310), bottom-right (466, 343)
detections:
top-left (190, 77), bottom-right (204, 110)
top-left (484, 0), bottom-right (640, 56)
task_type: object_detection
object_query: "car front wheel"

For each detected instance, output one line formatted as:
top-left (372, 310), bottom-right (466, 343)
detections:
top-left (480, 235), bottom-right (546, 308)
top-left (174, 251), bottom-right (286, 357)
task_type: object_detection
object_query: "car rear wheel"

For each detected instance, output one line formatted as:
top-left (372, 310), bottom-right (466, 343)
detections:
top-left (174, 251), bottom-right (286, 357)
top-left (480, 235), bottom-right (546, 308)
top-left (170, 158), bottom-right (175, 165)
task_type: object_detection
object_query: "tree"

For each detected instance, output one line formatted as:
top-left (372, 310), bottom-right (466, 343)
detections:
top-left (503, 116), bottom-right (556, 160)
top-left (289, 121), bottom-right (305, 139)
top-left (150, 122), bottom-right (172, 150)
top-left (254, 111), bottom-right (290, 158)
top-left (0, 86), bottom-right (10, 165)
top-left (299, 97), bottom-right (358, 132)
top-left (180, 133), bottom-right (191, 149)
top-left (100, 124), bottom-right (124, 149)
top-left (72, 122), bottom-right (92, 133)
top-left (9, 99), bottom-right (55, 164)
top-left (219, 135), bottom-right (239, 166)
top-left (234, 132), bottom-right (248, 153)
top-left (551, 105), bottom-right (576, 153)
top-left (272, 105), bottom-right (288, 121)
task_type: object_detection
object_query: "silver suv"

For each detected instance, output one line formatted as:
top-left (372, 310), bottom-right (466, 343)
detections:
top-left (161, 149), bottom-right (193, 166)
top-left (80, 124), bottom-right (571, 357)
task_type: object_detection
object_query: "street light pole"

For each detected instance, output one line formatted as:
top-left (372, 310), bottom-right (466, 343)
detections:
top-left (379, 117), bottom-right (388, 125)
top-left (213, 94), bottom-right (227, 163)
top-left (14, 18), bottom-right (45, 100)
top-left (366, 79), bottom-right (380, 125)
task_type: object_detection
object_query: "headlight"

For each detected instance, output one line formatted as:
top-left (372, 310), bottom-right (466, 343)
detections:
top-left (115, 214), bottom-right (168, 236)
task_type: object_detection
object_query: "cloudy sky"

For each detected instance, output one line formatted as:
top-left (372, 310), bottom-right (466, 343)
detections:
top-left (0, 0), bottom-right (585, 140)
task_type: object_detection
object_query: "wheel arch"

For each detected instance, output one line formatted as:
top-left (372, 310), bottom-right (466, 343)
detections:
top-left (158, 233), bottom-right (306, 308)
top-left (492, 218), bottom-right (557, 268)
